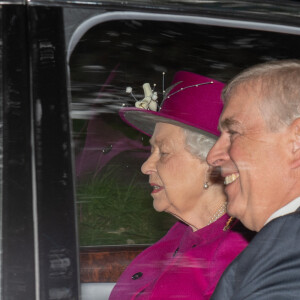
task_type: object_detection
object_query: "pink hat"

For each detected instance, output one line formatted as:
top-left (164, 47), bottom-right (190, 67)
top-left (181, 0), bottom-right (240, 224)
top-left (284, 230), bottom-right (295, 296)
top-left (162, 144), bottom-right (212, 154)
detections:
top-left (119, 71), bottom-right (224, 138)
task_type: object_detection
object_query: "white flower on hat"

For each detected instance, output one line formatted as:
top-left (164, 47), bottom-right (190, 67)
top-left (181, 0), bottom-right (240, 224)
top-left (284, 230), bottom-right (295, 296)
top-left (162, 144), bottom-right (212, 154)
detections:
top-left (152, 92), bottom-right (158, 101)
top-left (126, 86), bottom-right (132, 94)
top-left (127, 83), bottom-right (158, 112)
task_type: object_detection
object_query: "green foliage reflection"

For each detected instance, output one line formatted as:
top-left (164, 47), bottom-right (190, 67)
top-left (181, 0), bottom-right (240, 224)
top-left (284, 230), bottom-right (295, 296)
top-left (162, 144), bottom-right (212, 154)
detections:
top-left (77, 166), bottom-right (175, 246)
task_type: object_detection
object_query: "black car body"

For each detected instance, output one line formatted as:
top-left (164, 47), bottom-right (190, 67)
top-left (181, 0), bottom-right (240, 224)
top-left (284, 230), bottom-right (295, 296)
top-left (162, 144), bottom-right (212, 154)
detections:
top-left (1, 0), bottom-right (300, 299)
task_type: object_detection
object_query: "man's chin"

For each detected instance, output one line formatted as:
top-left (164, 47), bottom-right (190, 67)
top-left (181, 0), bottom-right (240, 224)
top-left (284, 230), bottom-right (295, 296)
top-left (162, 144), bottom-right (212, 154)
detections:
top-left (226, 201), bottom-right (239, 219)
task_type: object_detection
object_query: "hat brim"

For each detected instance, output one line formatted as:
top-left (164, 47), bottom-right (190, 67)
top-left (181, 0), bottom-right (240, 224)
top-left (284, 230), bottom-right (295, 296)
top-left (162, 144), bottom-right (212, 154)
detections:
top-left (120, 108), bottom-right (218, 141)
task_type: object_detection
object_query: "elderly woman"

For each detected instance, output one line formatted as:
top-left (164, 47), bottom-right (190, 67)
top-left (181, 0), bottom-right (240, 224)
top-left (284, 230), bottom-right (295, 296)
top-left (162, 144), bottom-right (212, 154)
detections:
top-left (109, 71), bottom-right (251, 300)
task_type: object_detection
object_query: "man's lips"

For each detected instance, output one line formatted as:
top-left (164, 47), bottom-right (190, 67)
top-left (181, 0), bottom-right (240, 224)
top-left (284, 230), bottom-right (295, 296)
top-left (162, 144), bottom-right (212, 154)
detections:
top-left (224, 173), bottom-right (240, 185)
top-left (150, 183), bottom-right (163, 194)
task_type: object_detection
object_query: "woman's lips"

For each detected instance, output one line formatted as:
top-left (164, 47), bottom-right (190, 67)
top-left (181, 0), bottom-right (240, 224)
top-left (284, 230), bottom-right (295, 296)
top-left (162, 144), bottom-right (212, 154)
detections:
top-left (224, 173), bottom-right (240, 185)
top-left (150, 184), bottom-right (163, 194)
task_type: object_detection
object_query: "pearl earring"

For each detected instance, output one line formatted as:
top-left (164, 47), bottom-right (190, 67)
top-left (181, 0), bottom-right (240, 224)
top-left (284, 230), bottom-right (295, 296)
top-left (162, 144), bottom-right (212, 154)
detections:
top-left (204, 167), bottom-right (211, 190)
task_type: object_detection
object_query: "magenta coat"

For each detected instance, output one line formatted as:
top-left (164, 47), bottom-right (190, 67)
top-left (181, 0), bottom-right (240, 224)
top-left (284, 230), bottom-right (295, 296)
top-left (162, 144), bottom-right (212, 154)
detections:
top-left (109, 214), bottom-right (250, 299)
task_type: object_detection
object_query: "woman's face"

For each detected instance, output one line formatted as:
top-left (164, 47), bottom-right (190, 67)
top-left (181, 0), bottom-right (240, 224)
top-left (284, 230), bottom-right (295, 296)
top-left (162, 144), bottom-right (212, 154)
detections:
top-left (141, 122), bottom-right (207, 218)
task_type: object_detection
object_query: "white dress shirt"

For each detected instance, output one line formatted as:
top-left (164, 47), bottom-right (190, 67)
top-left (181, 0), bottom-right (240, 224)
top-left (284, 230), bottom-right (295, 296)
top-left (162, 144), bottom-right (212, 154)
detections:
top-left (264, 196), bottom-right (300, 225)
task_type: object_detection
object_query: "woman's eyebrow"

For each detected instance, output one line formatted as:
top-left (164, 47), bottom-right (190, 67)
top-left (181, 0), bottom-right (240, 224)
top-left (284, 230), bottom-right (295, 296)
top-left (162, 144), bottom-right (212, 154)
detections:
top-left (149, 138), bottom-right (163, 147)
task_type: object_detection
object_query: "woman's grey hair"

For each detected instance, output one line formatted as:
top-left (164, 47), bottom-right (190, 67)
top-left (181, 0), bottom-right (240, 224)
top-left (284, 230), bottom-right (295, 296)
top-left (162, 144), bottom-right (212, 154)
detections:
top-left (223, 60), bottom-right (300, 131)
top-left (183, 127), bottom-right (216, 160)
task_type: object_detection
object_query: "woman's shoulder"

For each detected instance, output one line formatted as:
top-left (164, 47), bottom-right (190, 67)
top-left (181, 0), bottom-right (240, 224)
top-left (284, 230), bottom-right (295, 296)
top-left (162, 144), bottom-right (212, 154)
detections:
top-left (154, 221), bottom-right (188, 244)
top-left (213, 219), bottom-right (254, 260)
top-left (120, 222), bottom-right (187, 267)
top-left (167, 220), bottom-right (188, 233)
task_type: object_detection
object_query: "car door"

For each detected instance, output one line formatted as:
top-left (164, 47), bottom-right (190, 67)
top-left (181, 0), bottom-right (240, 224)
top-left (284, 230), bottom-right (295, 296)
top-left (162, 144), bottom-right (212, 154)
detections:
top-left (2, 1), bottom-right (300, 300)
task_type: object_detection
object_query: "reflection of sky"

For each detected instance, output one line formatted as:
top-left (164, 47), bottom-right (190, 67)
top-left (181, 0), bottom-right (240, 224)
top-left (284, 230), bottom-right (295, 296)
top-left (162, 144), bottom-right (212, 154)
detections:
top-left (69, 18), bottom-right (300, 168)
top-left (70, 19), bottom-right (300, 116)
top-left (69, 19), bottom-right (300, 167)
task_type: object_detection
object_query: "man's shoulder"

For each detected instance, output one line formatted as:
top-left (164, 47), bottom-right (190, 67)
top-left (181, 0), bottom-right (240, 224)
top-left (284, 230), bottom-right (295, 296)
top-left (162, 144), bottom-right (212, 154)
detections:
top-left (235, 210), bottom-right (300, 274)
top-left (260, 209), bottom-right (300, 236)
top-left (212, 211), bottom-right (300, 299)
top-left (245, 211), bottom-right (300, 250)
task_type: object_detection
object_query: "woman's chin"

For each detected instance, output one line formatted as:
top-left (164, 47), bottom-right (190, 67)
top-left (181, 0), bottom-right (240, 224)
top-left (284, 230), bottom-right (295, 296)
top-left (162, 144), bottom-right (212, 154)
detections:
top-left (152, 199), bottom-right (168, 213)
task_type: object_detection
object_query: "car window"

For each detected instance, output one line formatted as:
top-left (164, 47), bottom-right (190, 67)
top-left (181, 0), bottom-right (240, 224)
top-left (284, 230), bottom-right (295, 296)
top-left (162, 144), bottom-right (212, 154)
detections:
top-left (65, 13), bottom-right (300, 294)
top-left (69, 18), bottom-right (300, 248)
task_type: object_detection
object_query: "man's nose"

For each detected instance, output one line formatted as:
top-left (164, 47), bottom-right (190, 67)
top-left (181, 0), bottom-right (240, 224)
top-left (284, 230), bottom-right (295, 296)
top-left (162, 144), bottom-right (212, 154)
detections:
top-left (206, 136), bottom-right (230, 167)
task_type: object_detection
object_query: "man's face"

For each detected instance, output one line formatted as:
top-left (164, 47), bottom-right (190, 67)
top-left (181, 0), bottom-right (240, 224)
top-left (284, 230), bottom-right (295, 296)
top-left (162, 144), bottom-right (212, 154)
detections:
top-left (207, 83), bottom-right (292, 231)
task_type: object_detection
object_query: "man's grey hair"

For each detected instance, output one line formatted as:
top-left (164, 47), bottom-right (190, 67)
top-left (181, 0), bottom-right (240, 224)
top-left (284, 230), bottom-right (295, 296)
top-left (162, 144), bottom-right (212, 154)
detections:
top-left (183, 127), bottom-right (216, 160)
top-left (222, 60), bottom-right (300, 131)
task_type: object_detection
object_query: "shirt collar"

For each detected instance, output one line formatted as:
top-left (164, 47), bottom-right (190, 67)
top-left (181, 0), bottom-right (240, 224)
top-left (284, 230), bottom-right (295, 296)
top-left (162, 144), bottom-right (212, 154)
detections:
top-left (264, 196), bottom-right (300, 225)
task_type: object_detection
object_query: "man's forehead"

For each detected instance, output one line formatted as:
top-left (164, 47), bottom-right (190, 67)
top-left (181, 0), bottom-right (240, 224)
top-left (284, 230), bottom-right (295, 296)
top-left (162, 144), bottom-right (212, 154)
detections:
top-left (218, 99), bottom-right (242, 130)
top-left (218, 83), bottom-right (260, 130)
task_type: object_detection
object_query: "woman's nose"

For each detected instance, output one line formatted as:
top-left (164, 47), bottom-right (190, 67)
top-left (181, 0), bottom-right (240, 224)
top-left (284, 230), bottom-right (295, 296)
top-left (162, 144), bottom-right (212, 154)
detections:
top-left (206, 136), bottom-right (230, 167)
top-left (141, 153), bottom-right (157, 175)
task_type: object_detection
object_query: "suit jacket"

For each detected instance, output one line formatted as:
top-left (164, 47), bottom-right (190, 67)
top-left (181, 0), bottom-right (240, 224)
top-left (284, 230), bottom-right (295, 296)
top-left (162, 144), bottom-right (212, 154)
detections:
top-left (110, 214), bottom-right (250, 300)
top-left (211, 210), bottom-right (300, 300)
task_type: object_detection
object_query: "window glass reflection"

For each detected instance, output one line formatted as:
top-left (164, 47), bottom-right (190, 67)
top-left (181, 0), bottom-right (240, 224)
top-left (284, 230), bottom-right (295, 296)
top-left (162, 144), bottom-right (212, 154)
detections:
top-left (69, 19), bottom-right (300, 246)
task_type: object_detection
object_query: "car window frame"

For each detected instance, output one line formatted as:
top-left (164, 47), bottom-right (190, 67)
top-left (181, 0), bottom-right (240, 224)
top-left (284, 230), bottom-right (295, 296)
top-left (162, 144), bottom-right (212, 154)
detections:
top-left (3, 1), bottom-right (300, 299)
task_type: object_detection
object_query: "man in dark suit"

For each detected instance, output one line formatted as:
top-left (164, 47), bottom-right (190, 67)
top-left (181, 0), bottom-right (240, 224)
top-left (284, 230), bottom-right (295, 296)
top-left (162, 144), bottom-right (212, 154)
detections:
top-left (207, 60), bottom-right (300, 299)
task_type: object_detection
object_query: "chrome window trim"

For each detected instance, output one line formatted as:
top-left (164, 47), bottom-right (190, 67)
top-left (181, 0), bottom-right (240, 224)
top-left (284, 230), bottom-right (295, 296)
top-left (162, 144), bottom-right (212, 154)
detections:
top-left (67, 11), bottom-right (300, 61)
top-left (0, 1), bottom-right (25, 4)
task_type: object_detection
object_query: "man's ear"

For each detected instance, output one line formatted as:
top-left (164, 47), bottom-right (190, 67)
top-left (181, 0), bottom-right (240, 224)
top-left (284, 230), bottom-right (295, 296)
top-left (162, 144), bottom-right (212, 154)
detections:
top-left (290, 119), bottom-right (300, 169)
